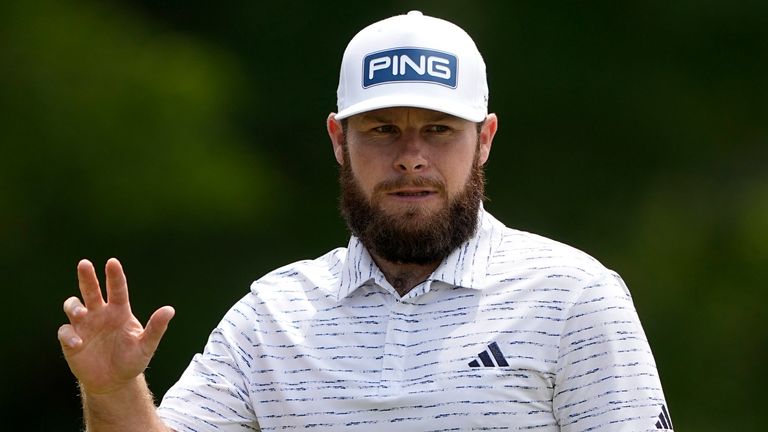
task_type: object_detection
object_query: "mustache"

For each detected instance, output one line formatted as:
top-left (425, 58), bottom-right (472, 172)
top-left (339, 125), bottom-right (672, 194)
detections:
top-left (372, 176), bottom-right (446, 195)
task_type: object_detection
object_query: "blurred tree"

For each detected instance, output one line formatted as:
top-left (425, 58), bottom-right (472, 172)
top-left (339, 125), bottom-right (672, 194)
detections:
top-left (0, 0), bottom-right (281, 429)
top-left (1, 0), bottom-right (766, 430)
top-left (0, 0), bottom-right (272, 240)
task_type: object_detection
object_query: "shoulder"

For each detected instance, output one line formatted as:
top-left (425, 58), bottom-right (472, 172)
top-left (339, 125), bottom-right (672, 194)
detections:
top-left (215, 247), bottom-right (349, 336)
top-left (491, 223), bottom-right (613, 283)
top-left (252, 247), bottom-right (347, 292)
top-left (244, 246), bottom-right (350, 308)
top-left (480, 215), bottom-right (638, 313)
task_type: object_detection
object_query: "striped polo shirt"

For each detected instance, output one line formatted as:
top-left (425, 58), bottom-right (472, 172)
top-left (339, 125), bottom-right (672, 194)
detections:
top-left (158, 209), bottom-right (672, 431)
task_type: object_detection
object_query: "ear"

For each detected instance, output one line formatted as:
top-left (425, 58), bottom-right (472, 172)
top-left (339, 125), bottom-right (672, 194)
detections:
top-left (477, 113), bottom-right (498, 166)
top-left (327, 113), bottom-right (345, 165)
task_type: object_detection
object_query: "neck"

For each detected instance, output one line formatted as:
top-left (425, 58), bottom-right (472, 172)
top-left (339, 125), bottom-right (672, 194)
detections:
top-left (371, 253), bottom-right (440, 297)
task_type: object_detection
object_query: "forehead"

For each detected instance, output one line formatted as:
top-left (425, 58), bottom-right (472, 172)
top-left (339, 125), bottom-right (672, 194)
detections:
top-left (351, 107), bottom-right (465, 124)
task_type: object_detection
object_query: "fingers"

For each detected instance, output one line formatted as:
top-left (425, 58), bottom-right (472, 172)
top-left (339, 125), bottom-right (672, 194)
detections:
top-left (77, 259), bottom-right (105, 309)
top-left (105, 258), bottom-right (130, 306)
top-left (141, 306), bottom-right (175, 356)
top-left (57, 323), bottom-right (82, 351)
top-left (63, 296), bottom-right (87, 323)
top-left (76, 258), bottom-right (131, 308)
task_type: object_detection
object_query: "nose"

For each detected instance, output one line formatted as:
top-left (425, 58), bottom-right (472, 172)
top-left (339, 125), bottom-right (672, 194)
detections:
top-left (393, 131), bottom-right (429, 173)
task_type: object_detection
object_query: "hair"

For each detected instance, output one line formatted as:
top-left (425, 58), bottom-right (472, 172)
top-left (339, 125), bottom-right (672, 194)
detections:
top-left (338, 140), bottom-right (486, 265)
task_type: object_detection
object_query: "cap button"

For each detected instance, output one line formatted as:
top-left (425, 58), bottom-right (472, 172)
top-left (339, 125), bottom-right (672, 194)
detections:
top-left (407, 10), bottom-right (423, 17)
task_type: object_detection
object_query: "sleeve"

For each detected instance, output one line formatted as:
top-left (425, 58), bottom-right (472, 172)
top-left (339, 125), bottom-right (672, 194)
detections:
top-left (553, 271), bottom-right (673, 432)
top-left (157, 300), bottom-right (260, 432)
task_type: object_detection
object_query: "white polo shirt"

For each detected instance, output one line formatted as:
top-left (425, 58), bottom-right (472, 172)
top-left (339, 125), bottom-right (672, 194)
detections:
top-left (158, 209), bottom-right (672, 431)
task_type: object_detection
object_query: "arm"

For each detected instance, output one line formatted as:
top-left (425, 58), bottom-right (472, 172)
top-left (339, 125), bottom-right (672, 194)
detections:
top-left (553, 271), bottom-right (672, 431)
top-left (58, 258), bottom-right (175, 432)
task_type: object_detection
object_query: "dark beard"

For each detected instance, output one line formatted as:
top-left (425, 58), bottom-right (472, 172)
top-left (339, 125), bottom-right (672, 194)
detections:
top-left (339, 147), bottom-right (485, 265)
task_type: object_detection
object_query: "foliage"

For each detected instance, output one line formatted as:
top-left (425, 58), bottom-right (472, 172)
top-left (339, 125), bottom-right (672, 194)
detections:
top-left (1, 0), bottom-right (766, 430)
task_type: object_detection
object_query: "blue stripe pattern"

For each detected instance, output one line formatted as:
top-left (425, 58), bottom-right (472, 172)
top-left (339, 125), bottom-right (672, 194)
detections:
top-left (158, 209), bottom-right (670, 431)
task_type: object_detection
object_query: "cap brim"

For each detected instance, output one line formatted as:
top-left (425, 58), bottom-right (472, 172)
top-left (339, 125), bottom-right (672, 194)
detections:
top-left (335, 94), bottom-right (486, 122)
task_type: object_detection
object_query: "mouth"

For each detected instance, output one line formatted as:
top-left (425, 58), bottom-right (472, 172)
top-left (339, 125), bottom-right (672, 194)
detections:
top-left (390, 191), bottom-right (436, 197)
top-left (388, 189), bottom-right (438, 197)
top-left (382, 188), bottom-right (442, 207)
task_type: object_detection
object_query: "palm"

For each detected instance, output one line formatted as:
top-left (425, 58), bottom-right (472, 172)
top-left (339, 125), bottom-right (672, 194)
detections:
top-left (68, 304), bottom-right (148, 391)
top-left (59, 259), bottom-right (174, 395)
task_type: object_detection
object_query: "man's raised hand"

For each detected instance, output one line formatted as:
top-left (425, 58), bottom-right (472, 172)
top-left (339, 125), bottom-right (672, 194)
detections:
top-left (58, 258), bottom-right (175, 395)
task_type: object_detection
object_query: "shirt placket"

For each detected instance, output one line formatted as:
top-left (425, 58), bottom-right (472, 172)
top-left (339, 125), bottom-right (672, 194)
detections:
top-left (379, 296), bottom-right (408, 397)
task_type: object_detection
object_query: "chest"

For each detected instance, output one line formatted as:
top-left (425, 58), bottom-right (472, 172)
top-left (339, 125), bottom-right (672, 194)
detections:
top-left (248, 286), bottom-right (564, 430)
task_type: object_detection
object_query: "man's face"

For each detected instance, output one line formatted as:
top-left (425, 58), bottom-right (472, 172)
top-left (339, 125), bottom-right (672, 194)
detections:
top-left (329, 107), bottom-right (497, 264)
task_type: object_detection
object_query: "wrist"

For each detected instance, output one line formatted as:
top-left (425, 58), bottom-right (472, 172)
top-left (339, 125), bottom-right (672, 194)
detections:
top-left (81, 375), bottom-right (166, 431)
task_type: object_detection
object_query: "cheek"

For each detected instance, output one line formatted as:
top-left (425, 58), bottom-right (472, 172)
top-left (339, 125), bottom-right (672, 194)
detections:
top-left (440, 153), bottom-right (477, 195)
top-left (347, 149), bottom-right (383, 194)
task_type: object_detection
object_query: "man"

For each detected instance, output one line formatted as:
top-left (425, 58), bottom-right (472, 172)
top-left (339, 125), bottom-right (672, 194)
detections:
top-left (59, 11), bottom-right (673, 431)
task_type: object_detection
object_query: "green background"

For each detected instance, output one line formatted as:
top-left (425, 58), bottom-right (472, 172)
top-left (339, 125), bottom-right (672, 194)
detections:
top-left (2, 0), bottom-right (766, 429)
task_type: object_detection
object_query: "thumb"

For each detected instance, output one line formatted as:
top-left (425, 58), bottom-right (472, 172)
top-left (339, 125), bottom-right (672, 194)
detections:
top-left (141, 306), bottom-right (175, 356)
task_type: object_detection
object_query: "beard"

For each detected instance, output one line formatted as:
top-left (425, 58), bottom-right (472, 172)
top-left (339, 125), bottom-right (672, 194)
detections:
top-left (339, 146), bottom-right (486, 265)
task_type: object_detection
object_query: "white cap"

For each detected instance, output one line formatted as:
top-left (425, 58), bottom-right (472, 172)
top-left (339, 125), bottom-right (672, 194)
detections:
top-left (335, 11), bottom-right (488, 122)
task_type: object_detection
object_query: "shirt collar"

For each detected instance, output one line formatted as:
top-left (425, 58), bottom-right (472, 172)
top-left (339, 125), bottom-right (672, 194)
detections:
top-left (336, 206), bottom-right (505, 301)
top-left (336, 236), bottom-right (381, 301)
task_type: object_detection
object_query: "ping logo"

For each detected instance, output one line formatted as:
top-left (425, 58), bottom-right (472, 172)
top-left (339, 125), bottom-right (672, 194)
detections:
top-left (363, 48), bottom-right (457, 88)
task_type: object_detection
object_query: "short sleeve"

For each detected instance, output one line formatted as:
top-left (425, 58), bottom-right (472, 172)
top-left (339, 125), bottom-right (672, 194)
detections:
top-left (554, 272), bottom-right (672, 431)
top-left (157, 301), bottom-right (260, 432)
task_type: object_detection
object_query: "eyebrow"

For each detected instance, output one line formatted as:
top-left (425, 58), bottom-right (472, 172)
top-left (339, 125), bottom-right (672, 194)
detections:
top-left (425, 113), bottom-right (456, 122)
top-left (358, 114), bottom-right (392, 123)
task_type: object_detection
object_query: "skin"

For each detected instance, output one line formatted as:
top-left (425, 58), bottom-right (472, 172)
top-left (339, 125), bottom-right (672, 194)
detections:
top-left (58, 258), bottom-right (173, 432)
top-left (58, 106), bottom-right (498, 431)
top-left (328, 107), bottom-right (498, 293)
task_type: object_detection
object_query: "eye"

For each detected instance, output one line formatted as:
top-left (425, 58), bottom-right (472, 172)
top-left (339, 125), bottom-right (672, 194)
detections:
top-left (372, 124), bottom-right (398, 134)
top-left (426, 124), bottom-right (452, 134)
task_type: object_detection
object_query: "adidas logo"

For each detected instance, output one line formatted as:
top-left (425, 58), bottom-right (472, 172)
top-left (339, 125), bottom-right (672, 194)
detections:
top-left (655, 404), bottom-right (673, 430)
top-left (468, 341), bottom-right (509, 367)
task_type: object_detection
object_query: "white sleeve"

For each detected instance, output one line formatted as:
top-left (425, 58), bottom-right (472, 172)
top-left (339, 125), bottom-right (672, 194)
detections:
top-left (554, 272), bottom-right (673, 431)
top-left (157, 300), bottom-right (260, 432)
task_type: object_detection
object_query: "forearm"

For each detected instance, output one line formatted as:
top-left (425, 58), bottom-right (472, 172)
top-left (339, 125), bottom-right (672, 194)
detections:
top-left (82, 374), bottom-right (170, 432)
